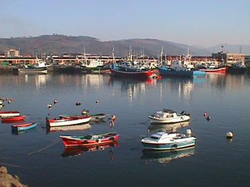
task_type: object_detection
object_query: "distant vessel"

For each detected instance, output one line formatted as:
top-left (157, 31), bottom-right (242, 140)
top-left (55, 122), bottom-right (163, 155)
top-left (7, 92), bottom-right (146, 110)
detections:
top-left (18, 59), bottom-right (48, 74)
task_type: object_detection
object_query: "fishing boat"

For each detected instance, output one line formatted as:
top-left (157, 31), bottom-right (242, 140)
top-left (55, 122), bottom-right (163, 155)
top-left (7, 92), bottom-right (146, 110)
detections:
top-left (46, 115), bottom-right (91, 127)
top-left (110, 63), bottom-right (153, 79)
top-left (47, 123), bottom-right (91, 133)
top-left (141, 131), bottom-right (196, 150)
top-left (1, 115), bottom-right (26, 123)
top-left (18, 59), bottom-right (48, 74)
top-left (90, 113), bottom-right (106, 122)
top-left (148, 109), bottom-right (190, 124)
top-left (0, 111), bottom-right (20, 118)
top-left (11, 122), bottom-right (37, 132)
top-left (60, 132), bottom-right (120, 147)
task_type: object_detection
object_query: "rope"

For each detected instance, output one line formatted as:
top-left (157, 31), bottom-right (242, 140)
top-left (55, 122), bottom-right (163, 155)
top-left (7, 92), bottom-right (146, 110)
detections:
top-left (27, 138), bottom-right (60, 156)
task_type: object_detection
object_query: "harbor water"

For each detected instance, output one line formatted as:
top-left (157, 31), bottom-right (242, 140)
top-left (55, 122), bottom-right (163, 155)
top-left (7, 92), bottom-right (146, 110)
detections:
top-left (0, 73), bottom-right (250, 187)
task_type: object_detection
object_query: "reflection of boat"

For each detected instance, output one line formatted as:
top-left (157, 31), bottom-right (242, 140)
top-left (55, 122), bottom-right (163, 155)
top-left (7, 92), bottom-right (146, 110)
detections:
top-left (11, 122), bottom-right (37, 132)
top-left (60, 132), bottom-right (120, 147)
top-left (141, 131), bottom-right (196, 150)
top-left (2, 115), bottom-right (26, 123)
top-left (110, 63), bottom-right (152, 79)
top-left (0, 111), bottom-right (20, 118)
top-left (148, 121), bottom-right (190, 133)
top-left (46, 115), bottom-right (91, 127)
top-left (61, 141), bottom-right (118, 158)
top-left (141, 147), bottom-right (195, 164)
top-left (148, 109), bottom-right (190, 124)
top-left (48, 123), bottom-right (91, 133)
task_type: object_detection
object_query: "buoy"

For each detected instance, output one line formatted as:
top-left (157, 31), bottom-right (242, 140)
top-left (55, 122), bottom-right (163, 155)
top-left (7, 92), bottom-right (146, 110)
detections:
top-left (204, 112), bottom-right (210, 121)
top-left (75, 102), bottom-right (81, 106)
top-left (54, 99), bottom-right (58, 104)
top-left (109, 115), bottom-right (116, 128)
top-left (186, 128), bottom-right (192, 135)
top-left (203, 112), bottom-right (208, 117)
top-left (226, 131), bottom-right (234, 139)
top-left (96, 99), bottom-right (99, 104)
top-left (47, 104), bottom-right (52, 109)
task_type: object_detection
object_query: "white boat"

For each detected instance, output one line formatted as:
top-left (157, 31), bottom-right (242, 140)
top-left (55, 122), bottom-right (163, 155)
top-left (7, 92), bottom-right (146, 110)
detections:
top-left (18, 59), bottom-right (48, 74)
top-left (46, 115), bottom-right (91, 127)
top-left (141, 131), bottom-right (196, 150)
top-left (0, 111), bottom-right (21, 118)
top-left (148, 109), bottom-right (190, 124)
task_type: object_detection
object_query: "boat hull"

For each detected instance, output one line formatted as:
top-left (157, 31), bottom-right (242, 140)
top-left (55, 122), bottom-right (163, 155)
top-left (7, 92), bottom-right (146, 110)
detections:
top-left (12, 122), bottom-right (37, 131)
top-left (142, 138), bottom-right (196, 151)
top-left (18, 67), bottom-right (48, 74)
top-left (199, 67), bottom-right (227, 73)
top-left (0, 111), bottom-right (20, 118)
top-left (157, 67), bottom-right (193, 77)
top-left (2, 115), bottom-right (26, 123)
top-left (47, 116), bottom-right (91, 127)
top-left (60, 133), bottom-right (120, 147)
top-left (148, 115), bottom-right (190, 124)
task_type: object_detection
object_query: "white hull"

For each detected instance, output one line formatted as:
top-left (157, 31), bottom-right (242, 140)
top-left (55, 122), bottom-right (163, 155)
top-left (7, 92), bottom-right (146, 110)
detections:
top-left (149, 115), bottom-right (190, 124)
top-left (49, 117), bottom-right (91, 127)
top-left (0, 113), bottom-right (20, 118)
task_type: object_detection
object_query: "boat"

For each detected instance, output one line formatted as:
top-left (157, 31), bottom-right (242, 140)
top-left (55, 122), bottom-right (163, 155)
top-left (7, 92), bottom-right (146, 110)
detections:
top-left (11, 122), bottom-right (37, 132)
top-left (46, 115), bottom-right (91, 127)
top-left (1, 115), bottom-right (26, 123)
top-left (157, 60), bottom-right (194, 77)
top-left (148, 109), bottom-right (190, 124)
top-left (0, 111), bottom-right (20, 118)
top-left (141, 131), bottom-right (196, 150)
top-left (110, 62), bottom-right (153, 79)
top-left (81, 59), bottom-right (106, 74)
top-left (61, 141), bottom-right (118, 158)
top-left (18, 59), bottom-right (48, 74)
top-left (90, 113), bottom-right (106, 122)
top-left (141, 146), bottom-right (195, 164)
top-left (199, 66), bottom-right (227, 73)
top-left (60, 132), bottom-right (120, 147)
top-left (227, 62), bottom-right (247, 74)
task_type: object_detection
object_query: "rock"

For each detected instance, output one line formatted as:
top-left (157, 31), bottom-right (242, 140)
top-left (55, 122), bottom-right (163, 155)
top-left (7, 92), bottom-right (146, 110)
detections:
top-left (0, 166), bottom-right (28, 187)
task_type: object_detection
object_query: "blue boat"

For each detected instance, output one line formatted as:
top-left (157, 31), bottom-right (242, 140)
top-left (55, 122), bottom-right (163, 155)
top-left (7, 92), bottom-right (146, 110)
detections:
top-left (141, 131), bottom-right (196, 150)
top-left (11, 122), bottom-right (37, 132)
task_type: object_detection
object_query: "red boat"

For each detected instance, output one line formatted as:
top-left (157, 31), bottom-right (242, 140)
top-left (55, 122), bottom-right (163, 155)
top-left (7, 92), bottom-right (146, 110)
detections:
top-left (1, 115), bottom-right (26, 123)
top-left (199, 66), bottom-right (227, 73)
top-left (60, 132), bottom-right (120, 147)
top-left (0, 111), bottom-right (20, 118)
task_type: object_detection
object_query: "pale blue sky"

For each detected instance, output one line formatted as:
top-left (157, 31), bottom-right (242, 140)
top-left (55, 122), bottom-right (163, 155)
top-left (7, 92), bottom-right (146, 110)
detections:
top-left (0, 0), bottom-right (249, 46)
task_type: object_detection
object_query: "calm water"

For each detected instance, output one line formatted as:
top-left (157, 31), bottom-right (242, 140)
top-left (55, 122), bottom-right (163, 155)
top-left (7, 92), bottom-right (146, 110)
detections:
top-left (0, 72), bottom-right (250, 187)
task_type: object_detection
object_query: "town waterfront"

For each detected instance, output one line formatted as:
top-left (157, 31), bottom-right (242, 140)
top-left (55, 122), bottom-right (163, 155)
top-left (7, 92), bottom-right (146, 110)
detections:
top-left (0, 72), bottom-right (250, 187)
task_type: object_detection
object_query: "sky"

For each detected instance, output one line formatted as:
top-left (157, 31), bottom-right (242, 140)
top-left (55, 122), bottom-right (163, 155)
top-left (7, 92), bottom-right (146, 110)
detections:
top-left (0, 0), bottom-right (250, 47)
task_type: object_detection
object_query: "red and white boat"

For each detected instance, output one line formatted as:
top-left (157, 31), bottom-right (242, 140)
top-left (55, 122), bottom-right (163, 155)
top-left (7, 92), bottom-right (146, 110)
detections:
top-left (0, 111), bottom-right (20, 118)
top-left (1, 115), bottom-right (26, 123)
top-left (46, 115), bottom-right (91, 127)
top-left (199, 66), bottom-right (227, 73)
top-left (60, 132), bottom-right (120, 147)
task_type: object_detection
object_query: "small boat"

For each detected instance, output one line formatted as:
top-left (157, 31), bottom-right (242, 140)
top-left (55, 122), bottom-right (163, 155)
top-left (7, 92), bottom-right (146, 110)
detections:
top-left (148, 109), bottom-right (190, 124)
top-left (0, 111), bottom-right (20, 118)
top-left (46, 115), bottom-right (91, 127)
top-left (141, 131), bottom-right (196, 151)
top-left (1, 115), bottom-right (26, 123)
top-left (48, 123), bottom-right (91, 133)
top-left (60, 132), bottom-right (120, 147)
top-left (110, 63), bottom-right (153, 79)
top-left (18, 66), bottom-right (48, 74)
top-left (11, 122), bottom-right (37, 132)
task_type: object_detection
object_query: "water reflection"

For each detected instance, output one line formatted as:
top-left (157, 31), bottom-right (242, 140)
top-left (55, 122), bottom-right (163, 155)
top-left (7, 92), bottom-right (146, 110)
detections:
top-left (61, 141), bottom-right (118, 158)
top-left (141, 146), bottom-right (195, 164)
top-left (148, 121), bottom-right (190, 133)
top-left (46, 123), bottom-right (91, 134)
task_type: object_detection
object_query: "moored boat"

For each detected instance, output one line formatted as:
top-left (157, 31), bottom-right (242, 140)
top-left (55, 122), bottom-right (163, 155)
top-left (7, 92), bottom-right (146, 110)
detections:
top-left (110, 63), bottom-right (153, 79)
top-left (1, 115), bottom-right (26, 123)
top-left (46, 115), bottom-right (91, 127)
top-left (141, 131), bottom-right (196, 151)
top-left (11, 122), bottom-right (37, 132)
top-left (60, 132), bottom-right (120, 147)
top-left (18, 66), bottom-right (48, 74)
top-left (90, 113), bottom-right (106, 122)
top-left (48, 123), bottom-right (91, 133)
top-left (0, 111), bottom-right (21, 118)
top-left (148, 109), bottom-right (190, 124)
top-left (199, 66), bottom-right (227, 73)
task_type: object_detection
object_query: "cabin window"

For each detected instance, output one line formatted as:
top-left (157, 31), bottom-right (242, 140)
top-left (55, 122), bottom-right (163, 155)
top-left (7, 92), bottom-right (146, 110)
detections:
top-left (150, 136), bottom-right (159, 140)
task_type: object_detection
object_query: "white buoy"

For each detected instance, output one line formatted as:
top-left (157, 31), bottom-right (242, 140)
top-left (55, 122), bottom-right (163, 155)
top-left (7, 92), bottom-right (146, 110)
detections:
top-left (47, 104), bottom-right (52, 109)
top-left (186, 128), bottom-right (192, 135)
top-left (226, 131), bottom-right (234, 138)
top-left (96, 99), bottom-right (99, 104)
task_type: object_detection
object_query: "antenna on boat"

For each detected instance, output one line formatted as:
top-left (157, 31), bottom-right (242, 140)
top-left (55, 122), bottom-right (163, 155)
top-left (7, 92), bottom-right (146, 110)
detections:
top-left (112, 46), bottom-right (115, 63)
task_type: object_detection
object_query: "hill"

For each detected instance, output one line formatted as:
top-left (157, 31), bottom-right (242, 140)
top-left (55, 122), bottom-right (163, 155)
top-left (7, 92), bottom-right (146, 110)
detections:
top-left (0, 35), bottom-right (249, 56)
